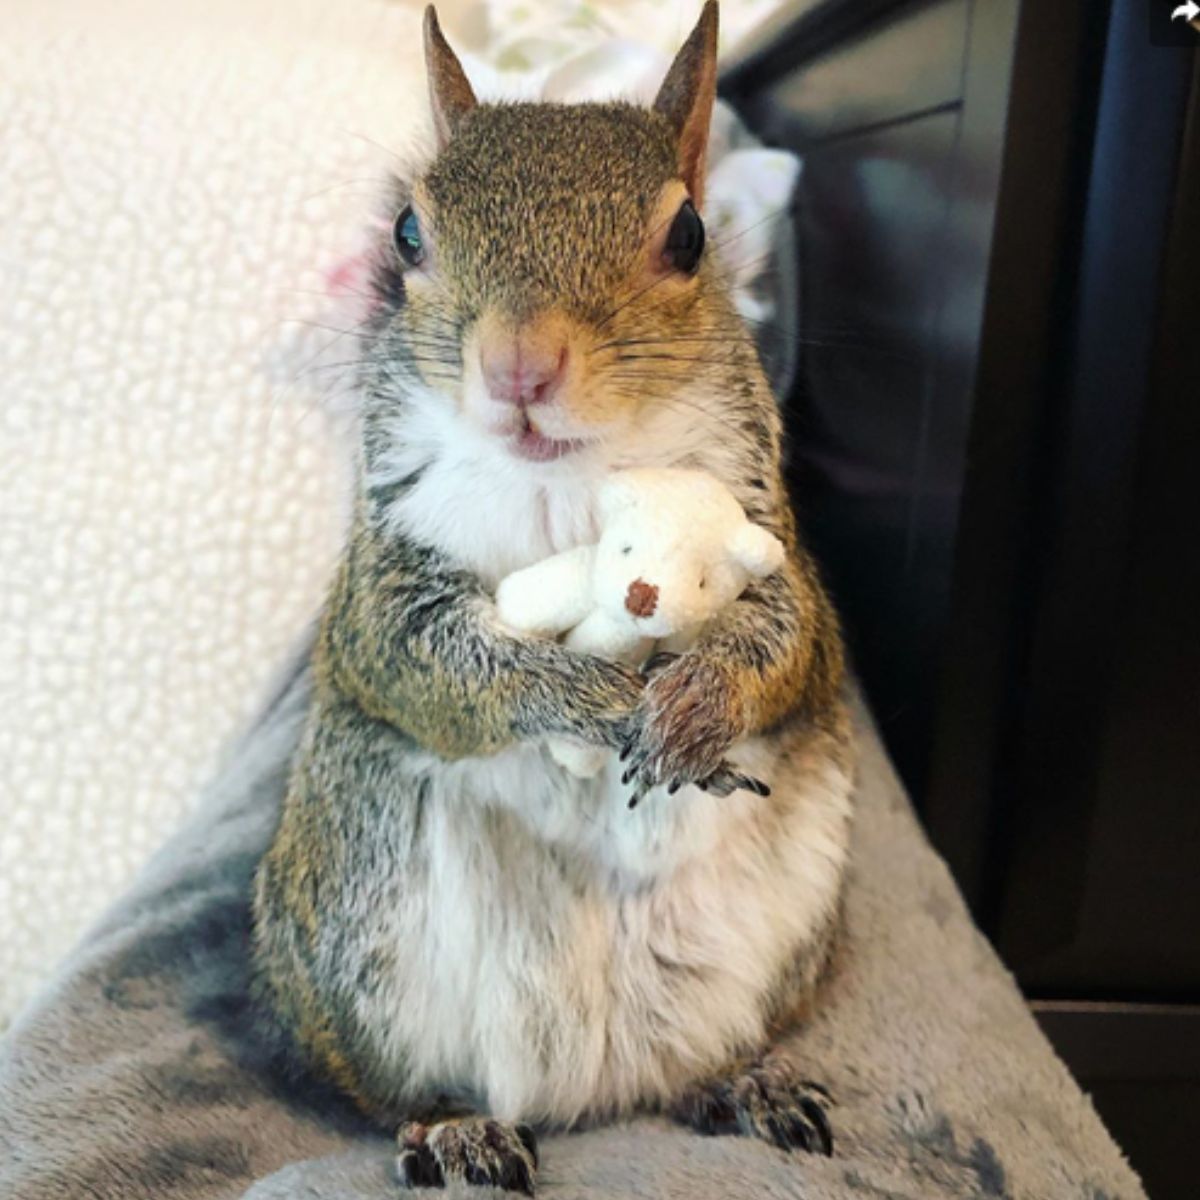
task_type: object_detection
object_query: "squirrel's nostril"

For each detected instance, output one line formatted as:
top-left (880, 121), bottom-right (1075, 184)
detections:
top-left (625, 579), bottom-right (659, 618)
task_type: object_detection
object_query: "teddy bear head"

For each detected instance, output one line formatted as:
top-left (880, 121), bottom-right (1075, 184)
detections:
top-left (591, 469), bottom-right (785, 640)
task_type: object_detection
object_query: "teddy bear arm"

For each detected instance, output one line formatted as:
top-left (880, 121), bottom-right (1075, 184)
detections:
top-left (565, 609), bottom-right (650, 664)
top-left (495, 545), bottom-right (597, 636)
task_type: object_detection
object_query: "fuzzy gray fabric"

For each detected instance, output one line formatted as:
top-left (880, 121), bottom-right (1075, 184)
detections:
top-left (0, 661), bottom-right (1144, 1200)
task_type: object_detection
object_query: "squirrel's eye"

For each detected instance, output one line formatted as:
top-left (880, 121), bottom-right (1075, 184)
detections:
top-left (393, 205), bottom-right (424, 267)
top-left (663, 200), bottom-right (705, 275)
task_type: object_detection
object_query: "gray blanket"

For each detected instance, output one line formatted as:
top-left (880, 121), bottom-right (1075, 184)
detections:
top-left (0, 661), bottom-right (1144, 1199)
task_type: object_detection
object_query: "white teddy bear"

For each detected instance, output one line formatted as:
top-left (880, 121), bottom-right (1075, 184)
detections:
top-left (496, 468), bottom-right (786, 778)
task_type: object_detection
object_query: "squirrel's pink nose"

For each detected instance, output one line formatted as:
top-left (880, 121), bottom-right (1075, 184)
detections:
top-left (481, 336), bottom-right (567, 407)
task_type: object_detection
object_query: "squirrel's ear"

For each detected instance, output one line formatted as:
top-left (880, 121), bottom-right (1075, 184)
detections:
top-left (728, 522), bottom-right (785, 580)
top-left (653, 1), bottom-right (719, 208)
top-left (423, 6), bottom-right (477, 150)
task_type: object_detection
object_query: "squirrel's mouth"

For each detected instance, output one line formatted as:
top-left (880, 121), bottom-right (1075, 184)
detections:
top-left (508, 411), bottom-right (585, 463)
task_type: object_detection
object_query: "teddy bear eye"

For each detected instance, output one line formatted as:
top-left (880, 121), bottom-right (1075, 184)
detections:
top-left (622, 545), bottom-right (632, 555)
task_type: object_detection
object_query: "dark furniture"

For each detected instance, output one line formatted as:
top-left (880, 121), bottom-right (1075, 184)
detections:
top-left (722, 2), bottom-right (1200, 1196)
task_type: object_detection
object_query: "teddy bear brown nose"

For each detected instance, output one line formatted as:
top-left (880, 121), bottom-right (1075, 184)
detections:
top-left (625, 578), bottom-right (659, 618)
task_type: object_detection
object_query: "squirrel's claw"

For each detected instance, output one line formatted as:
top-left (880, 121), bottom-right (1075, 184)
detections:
top-left (620, 745), bottom-right (653, 785)
top-left (701, 772), bottom-right (736, 798)
top-left (705, 767), bottom-right (771, 798)
top-left (625, 759), bottom-right (769, 808)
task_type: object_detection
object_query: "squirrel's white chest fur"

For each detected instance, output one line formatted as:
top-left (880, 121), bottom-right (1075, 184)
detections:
top-left (368, 389), bottom-right (606, 586)
top-left (360, 741), bottom-right (850, 1124)
top-left (356, 391), bottom-right (851, 1123)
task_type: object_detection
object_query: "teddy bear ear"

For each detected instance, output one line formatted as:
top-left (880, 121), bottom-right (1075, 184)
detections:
top-left (728, 522), bottom-right (786, 579)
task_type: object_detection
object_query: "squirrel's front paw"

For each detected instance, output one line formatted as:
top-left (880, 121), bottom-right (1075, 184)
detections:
top-left (557, 655), bottom-right (645, 753)
top-left (396, 1117), bottom-right (538, 1194)
top-left (619, 654), bottom-right (762, 805)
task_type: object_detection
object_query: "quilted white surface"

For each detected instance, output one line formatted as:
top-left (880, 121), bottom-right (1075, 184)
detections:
top-left (0, 0), bottom-right (792, 1026)
top-left (0, 0), bottom-right (421, 1026)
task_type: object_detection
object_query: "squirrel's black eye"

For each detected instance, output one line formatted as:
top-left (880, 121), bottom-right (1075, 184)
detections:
top-left (393, 205), bottom-right (424, 267)
top-left (663, 200), bottom-right (705, 275)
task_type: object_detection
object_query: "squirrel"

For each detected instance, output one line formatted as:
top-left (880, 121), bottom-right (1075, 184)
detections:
top-left (252, 3), bottom-right (853, 1193)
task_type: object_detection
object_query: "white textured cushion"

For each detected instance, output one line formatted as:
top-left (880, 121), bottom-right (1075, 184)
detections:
top-left (0, 0), bottom-right (420, 1025)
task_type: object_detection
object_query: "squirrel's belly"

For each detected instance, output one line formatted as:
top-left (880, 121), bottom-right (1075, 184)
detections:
top-left (356, 741), bottom-right (852, 1125)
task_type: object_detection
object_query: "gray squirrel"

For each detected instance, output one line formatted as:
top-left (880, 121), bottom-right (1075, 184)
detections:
top-left (252, 3), bottom-right (854, 1192)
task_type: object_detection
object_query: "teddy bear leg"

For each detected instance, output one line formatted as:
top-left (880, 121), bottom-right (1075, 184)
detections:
top-left (549, 738), bottom-right (607, 778)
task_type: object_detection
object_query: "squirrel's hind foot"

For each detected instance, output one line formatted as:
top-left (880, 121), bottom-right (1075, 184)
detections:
top-left (672, 1060), bottom-right (834, 1157)
top-left (396, 1117), bottom-right (539, 1194)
